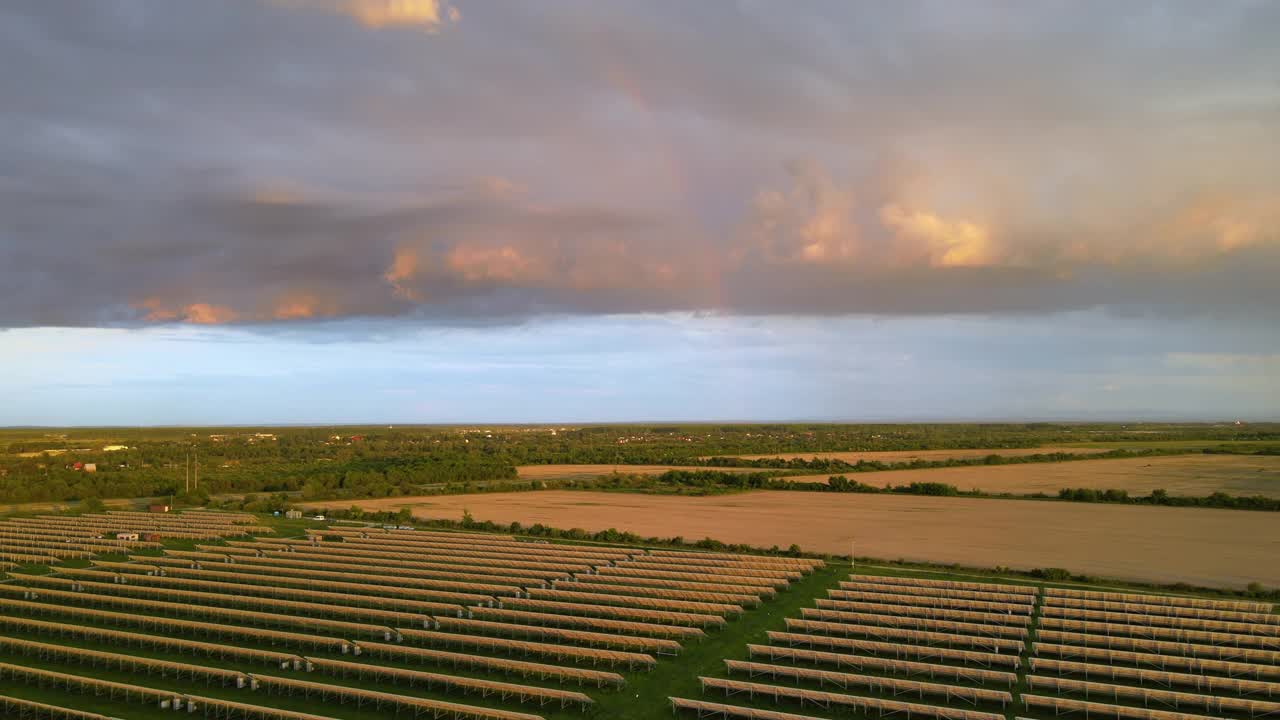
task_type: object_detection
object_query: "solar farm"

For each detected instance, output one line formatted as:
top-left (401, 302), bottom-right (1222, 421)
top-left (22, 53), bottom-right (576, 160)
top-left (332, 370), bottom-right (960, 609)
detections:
top-left (0, 511), bottom-right (1274, 720)
top-left (0, 510), bottom-right (828, 719)
top-left (671, 574), bottom-right (1279, 720)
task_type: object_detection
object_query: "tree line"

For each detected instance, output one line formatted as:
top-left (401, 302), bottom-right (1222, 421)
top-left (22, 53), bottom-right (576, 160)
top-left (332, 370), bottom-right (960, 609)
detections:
top-left (2, 422), bottom-right (1277, 505)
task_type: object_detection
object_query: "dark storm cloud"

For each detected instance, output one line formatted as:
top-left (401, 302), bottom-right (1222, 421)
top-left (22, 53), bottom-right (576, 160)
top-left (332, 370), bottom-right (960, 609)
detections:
top-left (2, 0), bottom-right (1278, 328)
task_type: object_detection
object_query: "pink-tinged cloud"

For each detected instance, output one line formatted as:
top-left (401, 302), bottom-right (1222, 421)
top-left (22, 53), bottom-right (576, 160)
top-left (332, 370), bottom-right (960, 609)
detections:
top-left (1161, 193), bottom-right (1279, 256)
top-left (384, 246), bottom-right (423, 301)
top-left (274, 0), bottom-right (460, 31)
top-left (89, 164), bottom-right (1278, 328)
top-left (271, 292), bottom-right (340, 320)
top-left (746, 163), bottom-right (861, 265)
top-left (4, 3), bottom-right (1278, 329)
top-left (184, 303), bottom-right (239, 325)
top-left (447, 244), bottom-right (544, 284)
top-left (879, 205), bottom-right (996, 268)
top-left (138, 300), bottom-right (240, 325)
top-left (135, 292), bottom-right (340, 325)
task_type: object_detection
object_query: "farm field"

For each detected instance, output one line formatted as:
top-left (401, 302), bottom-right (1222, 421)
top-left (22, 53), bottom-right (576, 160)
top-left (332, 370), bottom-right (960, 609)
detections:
top-left (0, 497), bottom-right (136, 515)
top-left (516, 465), bottom-right (759, 481)
top-left (711, 446), bottom-right (1116, 462)
top-left (782, 453), bottom-right (1280, 497)
top-left (337, 490), bottom-right (1280, 589)
top-left (1060, 439), bottom-right (1280, 451)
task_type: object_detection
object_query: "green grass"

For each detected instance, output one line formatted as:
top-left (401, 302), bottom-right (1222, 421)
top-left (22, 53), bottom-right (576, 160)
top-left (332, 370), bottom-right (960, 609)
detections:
top-left (585, 561), bottom-right (847, 719)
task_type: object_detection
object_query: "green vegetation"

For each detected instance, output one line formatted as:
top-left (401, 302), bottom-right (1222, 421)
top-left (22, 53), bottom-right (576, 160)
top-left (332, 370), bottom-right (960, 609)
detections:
top-left (2, 422), bottom-right (1276, 508)
top-left (1056, 486), bottom-right (1280, 511)
top-left (707, 446), bottom-right (1186, 471)
top-left (556, 470), bottom-right (1280, 512)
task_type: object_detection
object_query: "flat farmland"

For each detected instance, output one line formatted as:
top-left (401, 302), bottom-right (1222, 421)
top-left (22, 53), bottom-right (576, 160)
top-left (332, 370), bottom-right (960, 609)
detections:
top-left (0, 497), bottom-right (135, 514)
top-left (783, 453), bottom-right (1280, 496)
top-left (714, 446), bottom-right (1115, 462)
top-left (517, 464), bottom-right (758, 481)
top-left (336, 490), bottom-right (1280, 589)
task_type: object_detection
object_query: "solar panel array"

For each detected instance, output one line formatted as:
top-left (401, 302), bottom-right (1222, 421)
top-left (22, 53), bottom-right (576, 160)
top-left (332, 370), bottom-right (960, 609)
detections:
top-left (670, 573), bottom-right (1279, 720)
top-left (1029, 586), bottom-right (1280, 720)
top-left (2, 510), bottom-right (1272, 720)
top-left (0, 514), bottom-right (821, 718)
top-left (0, 510), bottom-right (268, 542)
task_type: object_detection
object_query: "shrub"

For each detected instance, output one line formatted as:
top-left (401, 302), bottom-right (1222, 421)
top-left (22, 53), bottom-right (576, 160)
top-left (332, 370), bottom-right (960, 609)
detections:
top-left (1032, 567), bottom-right (1073, 581)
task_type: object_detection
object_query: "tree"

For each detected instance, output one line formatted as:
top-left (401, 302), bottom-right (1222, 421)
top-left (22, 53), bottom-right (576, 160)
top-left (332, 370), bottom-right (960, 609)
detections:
top-left (176, 486), bottom-right (210, 506)
top-left (80, 496), bottom-right (105, 513)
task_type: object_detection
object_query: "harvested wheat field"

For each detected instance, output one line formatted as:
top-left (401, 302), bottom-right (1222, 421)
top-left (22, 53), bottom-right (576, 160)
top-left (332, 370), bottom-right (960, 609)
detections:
top-left (334, 490), bottom-right (1280, 589)
top-left (0, 497), bottom-right (134, 515)
top-left (715, 446), bottom-right (1115, 462)
top-left (517, 464), bottom-right (758, 481)
top-left (783, 453), bottom-right (1280, 496)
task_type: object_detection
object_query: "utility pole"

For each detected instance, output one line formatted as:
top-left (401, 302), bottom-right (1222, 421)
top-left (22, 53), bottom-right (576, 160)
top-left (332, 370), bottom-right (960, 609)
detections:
top-left (185, 451), bottom-right (190, 493)
top-left (194, 448), bottom-right (199, 490)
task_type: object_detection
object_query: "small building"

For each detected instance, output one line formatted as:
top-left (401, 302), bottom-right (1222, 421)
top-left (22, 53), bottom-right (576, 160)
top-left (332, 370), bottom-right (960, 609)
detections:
top-left (148, 504), bottom-right (171, 513)
top-left (82, 463), bottom-right (97, 473)
top-left (116, 532), bottom-right (140, 541)
top-left (284, 509), bottom-right (303, 519)
top-left (142, 533), bottom-right (160, 542)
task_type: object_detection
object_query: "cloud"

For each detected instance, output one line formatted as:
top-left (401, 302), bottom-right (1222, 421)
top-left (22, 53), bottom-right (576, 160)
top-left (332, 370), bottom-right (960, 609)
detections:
top-left (1, 2), bottom-right (1278, 328)
top-left (745, 162), bottom-right (860, 265)
top-left (1160, 193), bottom-right (1280, 256)
top-left (447, 244), bottom-right (544, 284)
top-left (384, 246), bottom-right (423, 301)
top-left (137, 300), bottom-right (239, 325)
top-left (3, 158), bottom-right (1279, 328)
top-left (879, 205), bottom-right (996, 268)
top-left (1165, 352), bottom-right (1280, 373)
top-left (274, 0), bottom-right (460, 31)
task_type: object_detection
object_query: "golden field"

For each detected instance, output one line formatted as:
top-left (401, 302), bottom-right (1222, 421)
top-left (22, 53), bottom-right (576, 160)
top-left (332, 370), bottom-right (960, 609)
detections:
top-left (782, 453), bottom-right (1280, 496)
top-left (327, 489), bottom-right (1280, 589)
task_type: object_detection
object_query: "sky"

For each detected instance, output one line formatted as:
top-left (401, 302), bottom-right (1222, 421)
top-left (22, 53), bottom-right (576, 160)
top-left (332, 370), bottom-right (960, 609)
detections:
top-left (1, 1), bottom-right (1277, 424)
